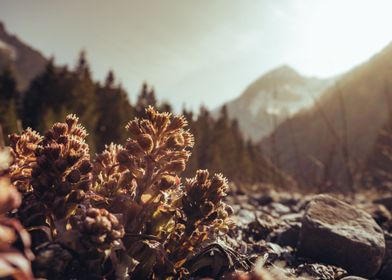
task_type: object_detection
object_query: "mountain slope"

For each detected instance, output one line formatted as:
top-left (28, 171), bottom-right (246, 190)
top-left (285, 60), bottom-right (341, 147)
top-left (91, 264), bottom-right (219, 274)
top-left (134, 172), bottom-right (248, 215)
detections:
top-left (0, 22), bottom-right (47, 90)
top-left (261, 41), bottom-right (392, 191)
top-left (221, 65), bottom-right (333, 141)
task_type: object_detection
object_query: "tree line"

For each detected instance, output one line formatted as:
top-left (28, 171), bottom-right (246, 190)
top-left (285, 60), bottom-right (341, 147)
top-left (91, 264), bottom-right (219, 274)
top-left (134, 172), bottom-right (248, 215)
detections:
top-left (0, 52), bottom-right (292, 186)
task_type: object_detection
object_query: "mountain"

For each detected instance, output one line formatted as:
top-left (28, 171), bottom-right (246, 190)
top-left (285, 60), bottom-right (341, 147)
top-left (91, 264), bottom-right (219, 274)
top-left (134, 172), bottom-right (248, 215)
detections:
top-left (261, 41), bottom-right (392, 191)
top-left (0, 22), bottom-right (47, 90)
top-left (219, 65), bottom-right (333, 141)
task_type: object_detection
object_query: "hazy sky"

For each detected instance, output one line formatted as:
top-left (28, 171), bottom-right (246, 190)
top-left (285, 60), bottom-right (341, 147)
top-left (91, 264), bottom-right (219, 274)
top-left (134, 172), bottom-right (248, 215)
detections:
top-left (1, 0), bottom-right (392, 110)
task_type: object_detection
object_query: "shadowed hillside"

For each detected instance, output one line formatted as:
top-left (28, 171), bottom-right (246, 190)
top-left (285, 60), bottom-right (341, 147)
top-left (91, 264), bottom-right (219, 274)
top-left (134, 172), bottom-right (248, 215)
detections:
top-left (261, 41), bottom-right (392, 191)
top-left (0, 22), bottom-right (46, 90)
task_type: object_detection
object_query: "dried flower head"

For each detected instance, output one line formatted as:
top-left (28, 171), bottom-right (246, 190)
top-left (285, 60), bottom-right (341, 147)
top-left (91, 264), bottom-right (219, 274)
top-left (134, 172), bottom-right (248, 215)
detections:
top-left (164, 170), bottom-right (233, 267)
top-left (93, 143), bottom-right (136, 198)
top-left (9, 129), bottom-right (43, 192)
top-left (71, 206), bottom-right (125, 252)
top-left (29, 115), bottom-right (92, 220)
top-left (120, 106), bottom-right (194, 203)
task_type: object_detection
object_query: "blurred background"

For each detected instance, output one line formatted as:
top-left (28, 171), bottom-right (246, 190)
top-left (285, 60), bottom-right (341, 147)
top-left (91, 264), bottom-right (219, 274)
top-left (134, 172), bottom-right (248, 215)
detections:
top-left (1, 0), bottom-right (392, 193)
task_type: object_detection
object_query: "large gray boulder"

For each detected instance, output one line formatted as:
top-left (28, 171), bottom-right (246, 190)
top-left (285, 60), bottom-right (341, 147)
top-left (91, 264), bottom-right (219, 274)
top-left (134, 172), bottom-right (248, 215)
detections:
top-left (298, 194), bottom-right (385, 278)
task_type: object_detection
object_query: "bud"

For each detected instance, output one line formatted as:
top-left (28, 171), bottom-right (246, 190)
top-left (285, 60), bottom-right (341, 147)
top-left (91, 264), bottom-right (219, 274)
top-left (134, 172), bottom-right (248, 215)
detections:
top-left (116, 150), bottom-right (131, 165)
top-left (125, 141), bottom-right (144, 157)
top-left (44, 130), bottom-right (55, 140)
top-left (168, 115), bottom-right (187, 131)
top-left (78, 159), bottom-right (92, 175)
top-left (166, 134), bottom-right (185, 149)
top-left (57, 136), bottom-right (68, 145)
top-left (196, 170), bottom-right (209, 184)
top-left (166, 160), bottom-right (186, 173)
top-left (158, 175), bottom-right (177, 190)
top-left (66, 169), bottom-right (81, 183)
top-left (136, 134), bottom-right (154, 153)
top-left (52, 123), bottom-right (68, 135)
top-left (65, 114), bottom-right (78, 129)
top-left (125, 121), bottom-right (142, 136)
top-left (66, 153), bottom-right (80, 166)
top-left (45, 143), bottom-right (62, 159)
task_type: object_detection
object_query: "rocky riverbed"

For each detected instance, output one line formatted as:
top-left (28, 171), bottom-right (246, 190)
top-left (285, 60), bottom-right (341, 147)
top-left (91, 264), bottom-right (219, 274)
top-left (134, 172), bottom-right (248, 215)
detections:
top-left (218, 186), bottom-right (392, 280)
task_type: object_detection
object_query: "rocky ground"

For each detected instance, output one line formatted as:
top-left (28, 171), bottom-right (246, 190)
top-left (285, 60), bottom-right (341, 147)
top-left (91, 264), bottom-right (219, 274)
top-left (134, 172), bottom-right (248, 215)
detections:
top-left (220, 185), bottom-right (392, 280)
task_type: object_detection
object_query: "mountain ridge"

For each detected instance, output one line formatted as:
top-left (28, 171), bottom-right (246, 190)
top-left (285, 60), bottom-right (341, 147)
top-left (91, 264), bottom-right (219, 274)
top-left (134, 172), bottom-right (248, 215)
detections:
top-left (216, 64), bottom-right (334, 141)
top-left (0, 21), bottom-right (47, 90)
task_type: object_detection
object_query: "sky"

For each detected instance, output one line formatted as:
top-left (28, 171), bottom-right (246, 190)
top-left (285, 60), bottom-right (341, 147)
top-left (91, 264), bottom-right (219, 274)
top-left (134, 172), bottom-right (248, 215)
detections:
top-left (1, 0), bottom-right (392, 111)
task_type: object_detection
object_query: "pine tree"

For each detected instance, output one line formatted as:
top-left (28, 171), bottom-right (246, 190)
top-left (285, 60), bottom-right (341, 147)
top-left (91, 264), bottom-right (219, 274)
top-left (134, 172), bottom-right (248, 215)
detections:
top-left (68, 51), bottom-right (98, 152)
top-left (22, 59), bottom-right (69, 131)
top-left (94, 71), bottom-right (134, 152)
top-left (135, 82), bottom-right (157, 117)
top-left (0, 66), bottom-right (19, 141)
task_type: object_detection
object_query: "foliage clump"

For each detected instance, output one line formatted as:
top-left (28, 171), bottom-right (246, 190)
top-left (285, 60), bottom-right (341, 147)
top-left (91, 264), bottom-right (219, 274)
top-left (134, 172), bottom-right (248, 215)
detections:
top-left (4, 107), bottom-right (233, 279)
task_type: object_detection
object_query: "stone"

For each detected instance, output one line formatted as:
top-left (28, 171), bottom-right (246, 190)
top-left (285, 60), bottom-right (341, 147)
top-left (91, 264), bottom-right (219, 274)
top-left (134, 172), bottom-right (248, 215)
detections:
top-left (236, 209), bottom-right (255, 225)
top-left (245, 213), bottom-right (278, 242)
top-left (298, 194), bottom-right (385, 278)
top-left (379, 233), bottom-right (392, 280)
top-left (340, 277), bottom-right (367, 280)
top-left (269, 202), bottom-right (291, 216)
top-left (274, 223), bottom-right (300, 248)
top-left (296, 263), bottom-right (347, 280)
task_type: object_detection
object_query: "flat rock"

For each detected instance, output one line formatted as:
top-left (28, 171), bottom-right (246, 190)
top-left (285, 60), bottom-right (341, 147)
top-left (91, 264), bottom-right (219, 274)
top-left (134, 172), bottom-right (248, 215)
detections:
top-left (298, 194), bottom-right (385, 278)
